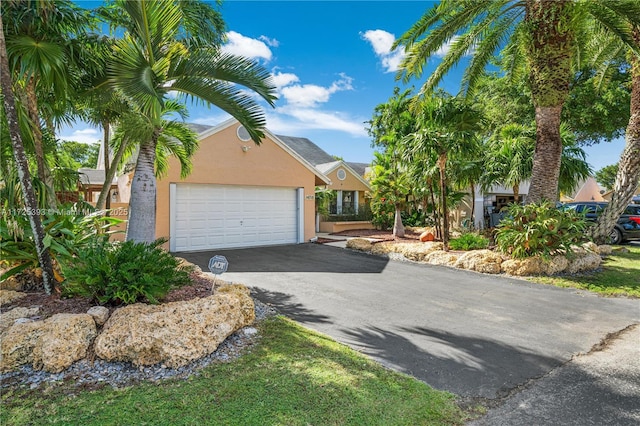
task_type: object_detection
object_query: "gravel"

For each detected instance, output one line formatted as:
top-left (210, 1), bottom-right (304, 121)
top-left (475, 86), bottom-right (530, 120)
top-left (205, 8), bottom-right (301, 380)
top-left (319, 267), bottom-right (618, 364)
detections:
top-left (0, 298), bottom-right (278, 391)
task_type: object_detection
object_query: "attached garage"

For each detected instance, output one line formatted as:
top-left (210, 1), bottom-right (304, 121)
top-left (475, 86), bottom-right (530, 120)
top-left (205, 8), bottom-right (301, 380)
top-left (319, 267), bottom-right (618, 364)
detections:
top-left (155, 119), bottom-right (330, 252)
top-left (169, 183), bottom-right (304, 252)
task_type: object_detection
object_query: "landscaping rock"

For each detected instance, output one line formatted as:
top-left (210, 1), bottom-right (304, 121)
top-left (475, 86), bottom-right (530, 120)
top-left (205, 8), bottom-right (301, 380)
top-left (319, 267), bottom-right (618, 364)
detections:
top-left (582, 242), bottom-right (599, 253)
top-left (0, 290), bottom-right (27, 305)
top-left (175, 257), bottom-right (202, 274)
top-left (455, 250), bottom-right (503, 274)
top-left (419, 231), bottom-right (435, 242)
top-left (31, 314), bottom-right (97, 373)
top-left (1, 313), bottom-right (96, 373)
top-left (544, 256), bottom-right (569, 275)
top-left (424, 251), bottom-right (459, 266)
top-left (346, 238), bottom-right (373, 252)
top-left (0, 276), bottom-right (22, 292)
top-left (94, 283), bottom-right (255, 368)
top-left (501, 257), bottom-right (544, 276)
top-left (397, 242), bottom-right (443, 261)
top-left (597, 245), bottom-right (613, 256)
top-left (566, 253), bottom-right (602, 274)
top-left (0, 306), bottom-right (39, 334)
top-left (371, 242), bottom-right (394, 256)
top-left (87, 306), bottom-right (110, 326)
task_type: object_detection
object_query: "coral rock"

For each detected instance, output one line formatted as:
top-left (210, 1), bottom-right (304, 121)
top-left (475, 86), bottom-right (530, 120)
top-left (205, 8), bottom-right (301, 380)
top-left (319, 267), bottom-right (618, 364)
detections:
top-left (94, 284), bottom-right (255, 368)
top-left (501, 257), bottom-right (545, 276)
top-left (346, 238), bottom-right (373, 252)
top-left (87, 306), bottom-right (110, 326)
top-left (597, 245), bottom-right (613, 256)
top-left (566, 253), bottom-right (602, 274)
top-left (454, 250), bottom-right (503, 274)
top-left (1, 313), bottom-right (96, 373)
top-left (424, 251), bottom-right (459, 266)
top-left (0, 290), bottom-right (27, 305)
top-left (0, 306), bottom-right (39, 334)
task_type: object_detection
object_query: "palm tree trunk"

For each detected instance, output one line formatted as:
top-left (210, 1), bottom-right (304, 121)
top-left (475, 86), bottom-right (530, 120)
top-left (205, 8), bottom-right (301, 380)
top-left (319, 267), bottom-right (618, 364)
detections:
top-left (513, 184), bottom-right (520, 204)
top-left (0, 17), bottom-right (55, 294)
top-left (429, 179), bottom-right (441, 239)
top-left (469, 181), bottom-right (476, 225)
top-left (438, 153), bottom-right (449, 251)
top-left (588, 28), bottom-right (640, 244)
top-left (525, 0), bottom-right (573, 203)
top-left (126, 136), bottom-right (158, 244)
top-left (96, 136), bottom-right (127, 211)
top-left (393, 204), bottom-right (405, 238)
top-left (25, 78), bottom-right (57, 208)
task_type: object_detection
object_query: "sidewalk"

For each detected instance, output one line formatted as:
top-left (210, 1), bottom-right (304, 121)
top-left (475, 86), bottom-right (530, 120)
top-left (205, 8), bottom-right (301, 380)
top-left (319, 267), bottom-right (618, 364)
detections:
top-left (315, 232), bottom-right (384, 249)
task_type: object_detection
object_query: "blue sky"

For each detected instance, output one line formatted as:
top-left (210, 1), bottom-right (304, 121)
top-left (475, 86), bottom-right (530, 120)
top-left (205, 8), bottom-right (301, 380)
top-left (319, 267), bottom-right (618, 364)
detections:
top-left (61, 0), bottom-right (626, 172)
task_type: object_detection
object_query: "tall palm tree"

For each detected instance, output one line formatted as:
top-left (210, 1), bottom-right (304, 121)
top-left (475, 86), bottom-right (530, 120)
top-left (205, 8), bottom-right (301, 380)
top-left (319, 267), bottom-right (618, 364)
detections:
top-left (367, 88), bottom-right (417, 237)
top-left (394, 0), bottom-right (640, 203)
top-left (369, 151), bottom-right (411, 237)
top-left (2, 0), bottom-right (94, 208)
top-left (407, 94), bottom-right (483, 250)
top-left (585, 25), bottom-right (640, 243)
top-left (0, 14), bottom-right (55, 294)
top-left (482, 123), bottom-right (591, 201)
top-left (104, 0), bottom-right (276, 243)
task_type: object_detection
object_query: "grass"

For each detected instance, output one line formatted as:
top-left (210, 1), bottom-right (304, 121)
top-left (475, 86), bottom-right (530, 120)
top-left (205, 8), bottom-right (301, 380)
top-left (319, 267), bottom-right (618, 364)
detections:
top-left (1, 316), bottom-right (464, 426)
top-left (529, 245), bottom-right (640, 297)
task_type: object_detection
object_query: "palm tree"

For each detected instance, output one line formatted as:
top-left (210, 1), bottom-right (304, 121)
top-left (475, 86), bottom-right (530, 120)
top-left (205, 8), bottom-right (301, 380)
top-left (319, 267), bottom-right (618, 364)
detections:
top-left (0, 14), bottom-right (55, 294)
top-left (367, 88), bottom-right (417, 237)
top-left (394, 0), bottom-right (640, 203)
top-left (104, 0), bottom-right (276, 243)
top-left (2, 0), bottom-right (94, 208)
top-left (407, 94), bottom-right (483, 250)
top-left (482, 123), bottom-right (591, 201)
top-left (585, 25), bottom-right (640, 243)
top-left (369, 151), bottom-right (411, 237)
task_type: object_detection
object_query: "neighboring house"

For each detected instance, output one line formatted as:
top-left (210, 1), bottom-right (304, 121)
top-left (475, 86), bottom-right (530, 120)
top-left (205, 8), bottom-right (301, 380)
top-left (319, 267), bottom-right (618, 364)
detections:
top-left (77, 168), bottom-right (127, 204)
top-left (560, 177), bottom-right (605, 202)
top-left (275, 135), bottom-right (371, 215)
top-left (154, 118), bottom-right (370, 252)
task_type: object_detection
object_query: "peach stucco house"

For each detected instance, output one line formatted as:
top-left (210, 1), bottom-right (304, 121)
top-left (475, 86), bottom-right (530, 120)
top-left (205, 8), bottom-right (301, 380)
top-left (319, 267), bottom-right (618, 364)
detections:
top-left (152, 118), bottom-right (370, 252)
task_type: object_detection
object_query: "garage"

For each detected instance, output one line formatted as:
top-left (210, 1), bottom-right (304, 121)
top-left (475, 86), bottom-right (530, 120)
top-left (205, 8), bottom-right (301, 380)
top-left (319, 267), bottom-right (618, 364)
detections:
top-left (170, 183), bottom-right (303, 252)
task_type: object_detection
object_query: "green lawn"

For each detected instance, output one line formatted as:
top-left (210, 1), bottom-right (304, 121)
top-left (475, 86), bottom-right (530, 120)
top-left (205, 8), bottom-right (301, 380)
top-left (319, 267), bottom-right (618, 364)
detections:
top-left (529, 245), bottom-right (640, 297)
top-left (1, 316), bottom-right (464, 426)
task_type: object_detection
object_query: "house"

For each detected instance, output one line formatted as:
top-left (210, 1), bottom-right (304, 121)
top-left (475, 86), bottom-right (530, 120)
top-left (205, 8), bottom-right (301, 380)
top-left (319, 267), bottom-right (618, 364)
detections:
top-left (560, 177), bottom-right (605, 202)
top-left (153, 118), bottom-right (371, 252)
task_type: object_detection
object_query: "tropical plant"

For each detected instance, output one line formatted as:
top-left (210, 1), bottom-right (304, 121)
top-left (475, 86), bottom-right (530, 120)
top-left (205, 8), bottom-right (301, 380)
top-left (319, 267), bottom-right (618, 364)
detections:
top-left (0, 13), bottom-right (56, 293)
top-left (367, 88), bottom-right (417, 237)
top-left (449, 233), bottom-right (489, 251)
top-left (369, 152), bottom-right (411, 236)
top-left (103, 0), bottom-right (276, 243)
top-left (394, 0), bottom-right (640, 203)
top-left (494, 201), bottom-right (587, 259)
top-left (61, 238), bottom-right (190, 305)
top-left (407, 94), bottom-right (483, 250)
top-left (595, 164), bottom-right (619, 191)
top-left (585, 25), bottom-right (640, 243)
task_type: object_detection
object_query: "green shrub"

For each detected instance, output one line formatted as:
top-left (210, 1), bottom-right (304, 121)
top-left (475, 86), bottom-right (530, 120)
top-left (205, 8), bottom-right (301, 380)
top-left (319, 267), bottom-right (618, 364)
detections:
top-left (0, 206), bottom-right (123, 281)
top-left (494, 201), bottom-right (587, 258)
top-left (449, 233), bottom-right (489, 251)
top-left (61, 238), bottom-right (190, 305)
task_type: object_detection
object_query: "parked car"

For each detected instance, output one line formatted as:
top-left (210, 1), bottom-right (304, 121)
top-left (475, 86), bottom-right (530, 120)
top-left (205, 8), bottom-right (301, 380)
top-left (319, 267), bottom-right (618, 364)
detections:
top-left (560, 201), bottom-right (640, 244)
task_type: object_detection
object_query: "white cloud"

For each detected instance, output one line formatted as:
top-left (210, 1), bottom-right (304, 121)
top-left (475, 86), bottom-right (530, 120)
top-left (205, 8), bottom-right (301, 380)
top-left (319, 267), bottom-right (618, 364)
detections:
top-left (59, 128), bottom-right (101, 144)
top-left (221, 31), bottom-right (272, 61)
top-left (271, 71), bottom-right (300, 90)
top-left (259, 35), bottom-right (279, 47)
top-left (192, 112), bottom-right (232, 126)
top-left (280, 73), bottom-right (353, 108)
top-left (361, 29), bottom-right (406, 73)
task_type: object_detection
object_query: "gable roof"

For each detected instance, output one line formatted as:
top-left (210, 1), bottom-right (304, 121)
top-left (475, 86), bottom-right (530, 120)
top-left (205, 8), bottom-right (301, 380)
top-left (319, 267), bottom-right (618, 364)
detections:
top-left (315, 161), bottom-right (371, 189)
top-left (346, 162), bottom-right (369, 178)
top-left (275, 134), bottom-right (336, 166)
top-left (78, 168), bottom-right (117, 186)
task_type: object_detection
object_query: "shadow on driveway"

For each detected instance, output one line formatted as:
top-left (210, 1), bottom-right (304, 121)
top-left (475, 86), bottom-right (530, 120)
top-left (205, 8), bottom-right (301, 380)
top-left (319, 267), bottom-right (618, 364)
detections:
top-left (177, 243), bottom-right (389, 273)
top-left (341, 325), bottom-right (559, 399)
top-left (250, 287), bottom-right (332, 324)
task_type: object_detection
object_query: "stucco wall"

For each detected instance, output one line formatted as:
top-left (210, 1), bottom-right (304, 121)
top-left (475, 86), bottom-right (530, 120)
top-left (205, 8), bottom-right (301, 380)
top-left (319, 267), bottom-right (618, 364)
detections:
top-left (324, 167), bottom-right (370, 207)
top-left (156, 122), bottom-right (318, 247)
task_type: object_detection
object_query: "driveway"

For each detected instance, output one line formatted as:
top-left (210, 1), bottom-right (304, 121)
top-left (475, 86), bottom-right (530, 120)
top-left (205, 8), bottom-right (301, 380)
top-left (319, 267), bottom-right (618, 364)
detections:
top-left (179, 244), bottom-right (640, 420)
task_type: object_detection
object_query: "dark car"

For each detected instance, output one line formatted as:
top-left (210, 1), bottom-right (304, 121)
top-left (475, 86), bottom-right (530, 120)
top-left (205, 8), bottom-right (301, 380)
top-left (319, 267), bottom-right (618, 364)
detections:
top-left (561, 201), bottom-right (640, 244)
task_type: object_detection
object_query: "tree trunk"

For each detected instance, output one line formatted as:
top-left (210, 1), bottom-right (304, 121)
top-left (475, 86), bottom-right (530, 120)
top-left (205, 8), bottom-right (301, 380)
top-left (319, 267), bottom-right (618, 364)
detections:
top-left (25, 78), bottom-right (57, 208)
top-left (393, 204), bottom-right (405, 238)
top-left (0, 17), bottom-right (55, 294)
top-left (525, 0), bottom-right (573, 203)
top-left (588, 28), bottom-right (640, 244)
top-left (95, 136), bottom-right (127, 211)
top-left (513, 184), bottom-right (520, 204)
top-left (429, 179), bottom-right (441, 239)
top-left (126, 136), bottom-right (158, 244)
top-left (469, 181), bottom-right (476, 226)
top-left (438, 153), bottom-right (449, 251)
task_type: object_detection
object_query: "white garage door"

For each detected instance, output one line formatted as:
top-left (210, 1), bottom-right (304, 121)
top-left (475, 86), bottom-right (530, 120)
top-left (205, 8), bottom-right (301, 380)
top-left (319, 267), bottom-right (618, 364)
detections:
top-left (171, 184), bottom-right (300, 251)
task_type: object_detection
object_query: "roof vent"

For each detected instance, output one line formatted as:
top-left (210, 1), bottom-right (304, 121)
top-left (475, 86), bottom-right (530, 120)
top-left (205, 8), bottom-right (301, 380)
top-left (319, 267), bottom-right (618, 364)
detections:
top-left (337, 168), bottom-right (347, 180)
top-left (237, 125), bottom-right (251, 142)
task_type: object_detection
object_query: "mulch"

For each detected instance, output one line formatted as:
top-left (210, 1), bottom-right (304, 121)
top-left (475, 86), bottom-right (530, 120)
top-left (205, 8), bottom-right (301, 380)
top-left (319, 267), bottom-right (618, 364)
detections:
top-left (2, 270), bottom-right (217, 319)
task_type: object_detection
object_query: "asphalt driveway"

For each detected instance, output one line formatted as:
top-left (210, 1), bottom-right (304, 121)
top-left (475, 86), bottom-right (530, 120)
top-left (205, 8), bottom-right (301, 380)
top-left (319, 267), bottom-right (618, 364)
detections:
top-left (179, 244), bottom-right (640, 418)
